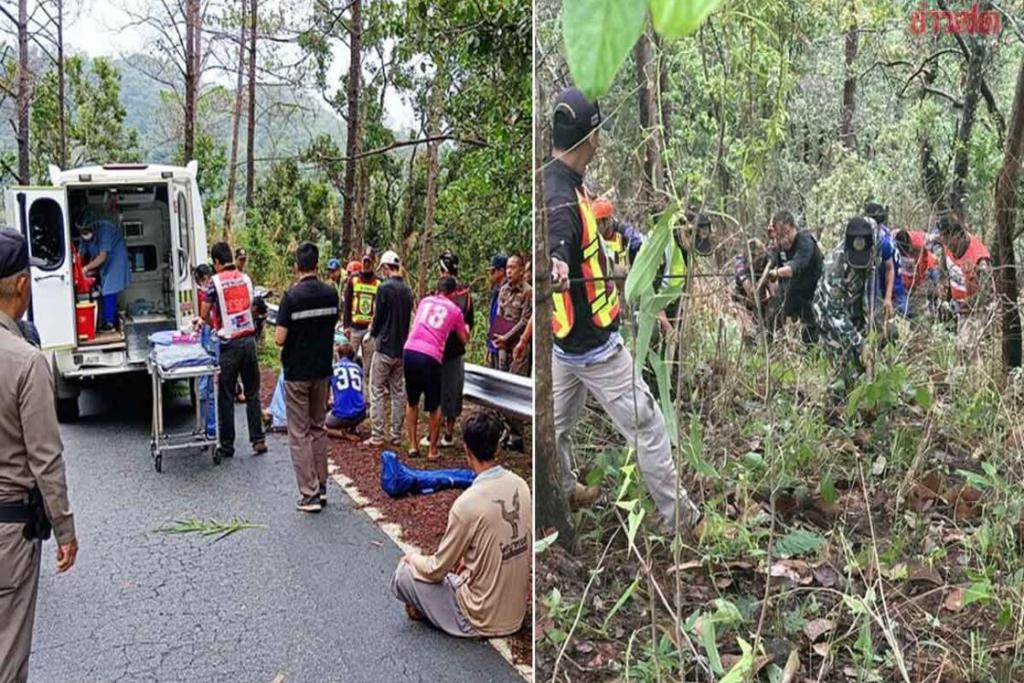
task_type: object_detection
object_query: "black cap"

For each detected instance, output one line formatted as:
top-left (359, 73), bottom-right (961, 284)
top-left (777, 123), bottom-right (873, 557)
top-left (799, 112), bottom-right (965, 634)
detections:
top-left (490, 254), bottom-right (508, 270)
top-left (685, 210), bottom-right (713, 256)
top-left (845, 217), bottom-right (874, 269)
top-left (0, 228), bottom-right (44, 278)
top-left (552, 87), bottom-right (607, 149)
top-left (863, 201), bottom-right (887, 226)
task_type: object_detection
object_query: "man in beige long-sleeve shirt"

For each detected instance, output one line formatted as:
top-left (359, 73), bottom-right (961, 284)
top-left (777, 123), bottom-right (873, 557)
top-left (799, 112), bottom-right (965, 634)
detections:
top-left (0, 228), bottom-right (77, 683)
top-left (392, 411), bottom-right (531, 638)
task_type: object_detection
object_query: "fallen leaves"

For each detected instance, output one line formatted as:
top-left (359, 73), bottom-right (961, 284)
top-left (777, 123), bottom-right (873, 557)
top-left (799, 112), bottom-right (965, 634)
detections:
top-left (802, 617), bottom-right (834, 643)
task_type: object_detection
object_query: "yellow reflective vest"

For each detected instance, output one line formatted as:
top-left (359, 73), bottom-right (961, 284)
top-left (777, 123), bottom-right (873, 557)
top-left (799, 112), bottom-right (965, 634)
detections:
top-left (350, 275), bottom-right (380, 326)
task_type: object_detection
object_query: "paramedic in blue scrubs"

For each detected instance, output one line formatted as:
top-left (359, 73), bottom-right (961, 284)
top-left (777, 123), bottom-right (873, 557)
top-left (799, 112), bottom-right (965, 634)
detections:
top-left (78, 212), bottom-right (130, 332)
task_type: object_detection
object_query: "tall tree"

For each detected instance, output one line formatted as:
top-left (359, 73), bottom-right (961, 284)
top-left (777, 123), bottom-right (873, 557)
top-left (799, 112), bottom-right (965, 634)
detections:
top-left (340, 0), bottom-right (362, 258)
top-left (634, 24), bottom-right (661, 210)
top-left (416, 82), bottom-right (442, 299)
top-left (839, 0), bottom-right (857, 150)
top-left (16, 0), bottom-right (29, 183)
top-left (244, 0), bottom-right (258, 205)
top-left (224, 0), bottom-right (248, 237)
top-left (951, 38), bottom-right (986, 211)
top-left (183, 0), bottom-right (199, 160)
top-left (993, 56), bottom-right (1024, 370)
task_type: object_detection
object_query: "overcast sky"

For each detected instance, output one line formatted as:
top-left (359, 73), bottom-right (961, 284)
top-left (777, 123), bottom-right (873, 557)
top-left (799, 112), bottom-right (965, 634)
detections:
top-left (64, 0), bottom-right (417, 131)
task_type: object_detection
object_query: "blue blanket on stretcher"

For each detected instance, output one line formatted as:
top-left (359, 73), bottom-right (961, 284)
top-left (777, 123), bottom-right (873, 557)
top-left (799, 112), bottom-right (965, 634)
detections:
top-left (379, 450), bottom-right (475, 498)
top-left (152, 343), bottom-right (215, 371)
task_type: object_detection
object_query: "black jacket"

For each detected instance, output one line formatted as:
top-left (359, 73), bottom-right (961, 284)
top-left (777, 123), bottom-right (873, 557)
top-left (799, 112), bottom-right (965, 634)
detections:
top-left (370, 276), bottom-right (414, 358)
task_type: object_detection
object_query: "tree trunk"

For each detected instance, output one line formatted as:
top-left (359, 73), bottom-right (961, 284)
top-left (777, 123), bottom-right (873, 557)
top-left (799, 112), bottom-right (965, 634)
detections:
top-left (340, 0), bottom-right (362, 259)
top-left (224, 0), bottom-right (248, 238)
top-left (183, 0), bottom-right (197, 161)
top-left (416, 84), bottom-right (442, 300)
top-left (16, 0), bottom-right (29, 184)
top-left (533, 78), bottom-right (575, 549)
top-left (634, 26), bottom-right (661, 212)
top-left (353, 102), bottom-right (368, 254)
top-left (839, 0), bottom-right (858, 150)
top-left (952, 36), bottom-right (986, 212)
top-left (56, 0), bottom-right (66, 168)
top-left (993, 56), bottom-right (1024, 370)
top-left (655, 34), bottom-right (672, 192)
top-left (245, 0), bottom-right (258, 205)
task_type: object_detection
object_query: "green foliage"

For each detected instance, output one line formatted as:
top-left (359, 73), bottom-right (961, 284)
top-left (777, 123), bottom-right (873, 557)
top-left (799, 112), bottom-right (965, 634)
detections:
top-left (30, 56), bottom-right (141, 181)
top-left (561, 0), bottom-right (723, 98)
top-left (174, 129), bottom-right (227, 224)
top-left (773, 528), bottom-right (826, 558)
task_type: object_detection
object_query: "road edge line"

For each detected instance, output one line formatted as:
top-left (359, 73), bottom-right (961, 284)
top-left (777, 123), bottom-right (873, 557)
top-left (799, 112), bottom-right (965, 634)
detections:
top-left (329, 464), bottom-right (533, 682)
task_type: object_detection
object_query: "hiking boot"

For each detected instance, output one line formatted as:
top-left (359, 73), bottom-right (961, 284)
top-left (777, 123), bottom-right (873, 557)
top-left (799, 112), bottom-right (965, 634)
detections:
top-left (569, 482), bottom-right (601, 509)
top-left (252, 441), bottom-right (268, 456)
top-left (296, 495), bottom-right (322, 513)
top-left (439, 434), bottom-right (455, 448)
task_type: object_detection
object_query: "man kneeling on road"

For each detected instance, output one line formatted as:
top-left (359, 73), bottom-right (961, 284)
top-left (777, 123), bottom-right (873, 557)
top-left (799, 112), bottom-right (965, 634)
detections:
top-left (392, 411), bottom-right (531, 638)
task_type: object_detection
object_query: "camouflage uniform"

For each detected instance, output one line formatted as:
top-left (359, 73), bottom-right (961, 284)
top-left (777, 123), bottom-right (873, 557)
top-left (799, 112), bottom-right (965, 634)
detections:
top-left (812, 220), bottom-right (883, 377)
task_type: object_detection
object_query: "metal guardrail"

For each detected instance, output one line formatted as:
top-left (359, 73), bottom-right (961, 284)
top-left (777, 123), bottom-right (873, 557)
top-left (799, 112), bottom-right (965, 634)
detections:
top-left (265, 303), bottom-right (532, 420)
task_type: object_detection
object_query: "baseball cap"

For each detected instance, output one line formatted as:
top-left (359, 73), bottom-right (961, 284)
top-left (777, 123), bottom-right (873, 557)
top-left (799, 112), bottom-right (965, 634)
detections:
top-left (863, 201), bottom-right (887, 227)
top-left (552, 87), bottom-right (608, 150)
top-left (327, 258), bottom-right (341, 271)
top-left (439, 250), bottom-right (459, 276)
top-left (490, 254), bottom-right (508, 270)
top-left (380, 250), bottom-right (400, 268)
top-left (686, 210), bottom-right (714, 256)
top-left (0, 227), bottom-right (43, 278)
top-left (845, 217), bottom-right (874, 269)
top-left (592, 197), bottom-right (614, 220)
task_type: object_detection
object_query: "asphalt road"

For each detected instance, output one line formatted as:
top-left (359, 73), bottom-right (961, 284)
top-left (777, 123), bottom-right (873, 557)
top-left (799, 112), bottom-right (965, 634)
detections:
top-left (30, 376), bottom-right (521, 683)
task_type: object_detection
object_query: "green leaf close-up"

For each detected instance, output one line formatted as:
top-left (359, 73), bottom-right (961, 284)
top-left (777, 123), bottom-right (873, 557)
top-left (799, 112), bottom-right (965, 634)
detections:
top-left (561, 0), bottom-right (647, 100)
top-left (648, 0), bottom-right (724, 39)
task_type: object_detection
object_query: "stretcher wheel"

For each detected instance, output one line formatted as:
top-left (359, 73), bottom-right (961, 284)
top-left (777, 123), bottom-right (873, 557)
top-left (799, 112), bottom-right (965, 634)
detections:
top-left (212, 447), bottom-right (222, 465)
top-left (154, 453), bottom-right (163, 473)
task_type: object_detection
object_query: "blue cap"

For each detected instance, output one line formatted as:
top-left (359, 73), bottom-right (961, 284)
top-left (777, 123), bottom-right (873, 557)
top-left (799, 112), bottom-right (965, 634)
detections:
top-left (0, 227), bottom-right (43, 278)
top-left (327, 258), bottom-right (341, 271)
top-left (490, 254), bottom-right (508, 270)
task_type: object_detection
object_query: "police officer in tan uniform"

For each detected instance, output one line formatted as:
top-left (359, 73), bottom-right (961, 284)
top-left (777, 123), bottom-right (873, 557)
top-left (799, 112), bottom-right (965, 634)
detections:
top-left (0, 228), bottom-right (77, 683)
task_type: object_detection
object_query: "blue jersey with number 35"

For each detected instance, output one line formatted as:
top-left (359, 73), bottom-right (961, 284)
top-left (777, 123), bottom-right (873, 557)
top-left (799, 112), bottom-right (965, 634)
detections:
top-left (331, 358), bottom-right (366, 420)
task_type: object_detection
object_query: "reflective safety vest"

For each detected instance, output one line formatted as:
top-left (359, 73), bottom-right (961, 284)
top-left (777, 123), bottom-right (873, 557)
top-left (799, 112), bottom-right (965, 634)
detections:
top-left (212, 268), bottom-right (255, 340)
top-left (945, 233), bottom-right (990, 302)
top-left (661, 242), bottom-right (688, 290)
top-left (551, 189), bottom-right (620, 339)
top-left (350, 275), bottom-right (380, 326)
top-left (604, 230), bottom-right (626, 267)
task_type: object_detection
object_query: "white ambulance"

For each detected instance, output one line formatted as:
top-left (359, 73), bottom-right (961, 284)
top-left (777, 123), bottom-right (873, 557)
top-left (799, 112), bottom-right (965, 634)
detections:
top-left (3, 162), bottom-right (208, 421)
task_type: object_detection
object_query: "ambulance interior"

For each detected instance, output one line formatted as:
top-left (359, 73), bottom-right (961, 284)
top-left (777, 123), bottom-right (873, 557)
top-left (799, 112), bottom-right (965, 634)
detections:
top-left (65, 184), bottom-right (180, 352)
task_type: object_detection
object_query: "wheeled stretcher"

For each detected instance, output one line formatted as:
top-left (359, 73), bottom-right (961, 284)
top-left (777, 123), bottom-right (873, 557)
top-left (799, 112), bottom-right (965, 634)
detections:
top-left (146, 339), bottom-right (220, 472)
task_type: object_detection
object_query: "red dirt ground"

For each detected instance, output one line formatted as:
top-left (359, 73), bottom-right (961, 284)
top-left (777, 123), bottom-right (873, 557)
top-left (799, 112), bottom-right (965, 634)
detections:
top-left (259, 368), bottom-right (533, 668)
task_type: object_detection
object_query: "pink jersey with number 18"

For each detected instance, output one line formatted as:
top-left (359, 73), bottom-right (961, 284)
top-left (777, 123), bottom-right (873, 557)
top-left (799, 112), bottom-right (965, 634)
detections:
top-left (404, 295), bottom-right (466, 363)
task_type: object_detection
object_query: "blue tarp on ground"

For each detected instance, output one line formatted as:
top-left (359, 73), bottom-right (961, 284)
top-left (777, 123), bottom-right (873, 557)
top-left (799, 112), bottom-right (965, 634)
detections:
top-left (379, 450), bottom-right (475, 498)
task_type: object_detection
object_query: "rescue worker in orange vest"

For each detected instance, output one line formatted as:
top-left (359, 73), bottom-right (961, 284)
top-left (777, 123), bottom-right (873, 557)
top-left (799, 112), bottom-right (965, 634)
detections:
top-left (343, 248), bottom-right (381, 398)
top-left (545, 87), bottom-right (702, 534)
top-left (201, 241), bottom-right (267, 459)
top-left (894, 229), bottom-right (939, 317)
top-left (934, 215), bottom-right (992, 362)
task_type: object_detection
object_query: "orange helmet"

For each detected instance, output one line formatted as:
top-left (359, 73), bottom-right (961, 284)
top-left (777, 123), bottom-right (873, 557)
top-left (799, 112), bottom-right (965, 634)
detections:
top-left (592, 197), bottom-right (614, 220)
top-left (346, 260), bottom-right (363, 274)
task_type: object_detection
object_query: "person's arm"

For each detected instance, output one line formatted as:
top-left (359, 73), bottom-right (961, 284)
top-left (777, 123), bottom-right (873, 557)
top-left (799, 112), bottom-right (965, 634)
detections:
top-left (82, 250), bottom-right (108, 273)
top-left (513, 316), bottom-right (533, 362)
top-left (406, 504), bottom-right (473, 582)
top-left (883, 259), bottom-right (895, 317)
top-left (549, 202), bottom-right (578, 289)
top-left (454, 308), bottom-right (469, 345)
top-left (505, 287), bottom-right (532, 340)
top-left (369, 284), bottom-right (387, 338)
top-left (342, 278), bottom-right (354, 330)
top-left (275, 291), bottom-right (291, 347)
top-left (19, 354), bottom-right (77, 571)
top-left (464, 292), bottom-right (475, 331)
